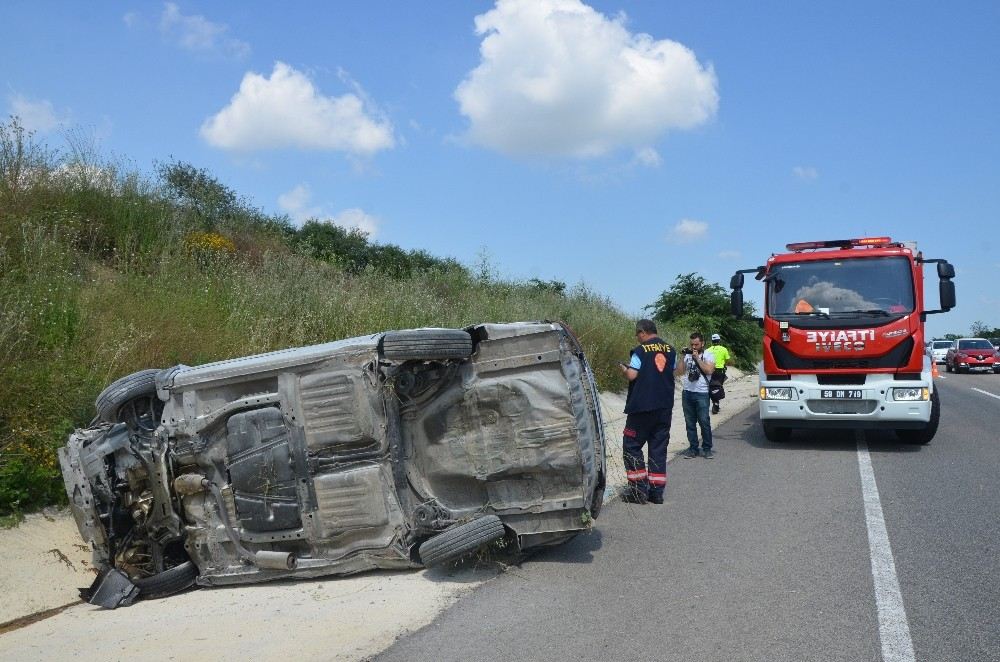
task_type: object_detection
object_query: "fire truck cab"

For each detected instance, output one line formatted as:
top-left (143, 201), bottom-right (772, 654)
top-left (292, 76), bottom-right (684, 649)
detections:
top-left (730, 237), bottom-right (956, 444)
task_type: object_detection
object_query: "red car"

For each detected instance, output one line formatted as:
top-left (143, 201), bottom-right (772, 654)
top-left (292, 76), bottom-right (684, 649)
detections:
top-left (945, 338), bottom-right (1000, 373)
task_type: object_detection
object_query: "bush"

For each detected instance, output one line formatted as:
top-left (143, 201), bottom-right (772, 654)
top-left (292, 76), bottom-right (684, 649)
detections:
top-left (647, 273), bottom-right (762, 370)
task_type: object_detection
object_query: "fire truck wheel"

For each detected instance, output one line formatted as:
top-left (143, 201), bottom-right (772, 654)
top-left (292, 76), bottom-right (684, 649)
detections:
top-left (762, 422), bottom-right (791, 443)
top-left (896, 388), bottom-right (940, 445)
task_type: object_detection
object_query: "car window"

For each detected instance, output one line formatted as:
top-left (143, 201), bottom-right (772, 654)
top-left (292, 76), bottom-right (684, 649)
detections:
top-left (932, 341), bottom-right (952, 349)
top-left (958, 339), bottom-right (993, 350)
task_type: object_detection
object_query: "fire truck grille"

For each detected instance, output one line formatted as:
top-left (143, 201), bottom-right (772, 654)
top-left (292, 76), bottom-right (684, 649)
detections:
top-left (806, 400), bottom-right (878, 415)
top-left (772, 338), bottom-right (914, 371)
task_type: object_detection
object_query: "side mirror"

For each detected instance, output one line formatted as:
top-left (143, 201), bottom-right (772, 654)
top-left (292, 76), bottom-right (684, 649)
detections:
top-left (729, 272), bottom-right (744, 290)
top-left (730, 289), bottom-right (744, 319)
top-left (939, 279), bottom-right (956, 311)
top-left (937, 261), bottom-right (955, 279)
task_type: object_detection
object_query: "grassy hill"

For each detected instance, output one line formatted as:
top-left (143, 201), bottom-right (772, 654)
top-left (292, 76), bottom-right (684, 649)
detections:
top-left (0, 118), bottom-right (641, 516)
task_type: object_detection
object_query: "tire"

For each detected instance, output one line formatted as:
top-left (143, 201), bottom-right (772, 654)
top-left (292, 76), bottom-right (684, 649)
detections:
top-left (381, 329), bottom-right (473, 361)
top-left (133, 560), bottom-right (199, 599)
top-left (762, 422), bottom-right (792, 443)
top-left (896, 388), bottom-right (940, 445)
top-left (95, 369), bottom-right (161, 424)
top-left (418, 515), bottom-right (506, 568)
top-left (945, 361), bottom-right (952, 373)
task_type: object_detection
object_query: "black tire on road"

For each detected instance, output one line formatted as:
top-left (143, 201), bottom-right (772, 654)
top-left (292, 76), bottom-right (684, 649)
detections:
top-left (762, 422), bottom-right (792, 443)
top-left (95, 369), bottom-right (161, 424)
top-left (896, 387), bottom-right (940, 445)
top-left (133, 560), bottom-right (199, 599)
top-left (381, 329), bottom-right (473, 361)
top-left (419, 515), bottom-right (506, 568)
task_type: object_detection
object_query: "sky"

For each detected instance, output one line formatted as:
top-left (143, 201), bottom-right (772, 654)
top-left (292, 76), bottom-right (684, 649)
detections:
top-left (3, 0), bottom-right (998, 338)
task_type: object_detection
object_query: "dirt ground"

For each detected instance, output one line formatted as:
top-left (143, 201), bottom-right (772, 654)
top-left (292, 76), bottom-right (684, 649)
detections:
top-left (0, 370), bottom-right (757, 661)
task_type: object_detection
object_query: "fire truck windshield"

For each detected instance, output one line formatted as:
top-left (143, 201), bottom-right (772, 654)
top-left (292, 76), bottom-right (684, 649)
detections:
top-left (768, 256), bottom-right (915, 318)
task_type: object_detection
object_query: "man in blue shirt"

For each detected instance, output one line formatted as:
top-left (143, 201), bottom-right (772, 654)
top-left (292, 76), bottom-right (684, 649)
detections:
top-left (618, 319), bottom-right (676, 504)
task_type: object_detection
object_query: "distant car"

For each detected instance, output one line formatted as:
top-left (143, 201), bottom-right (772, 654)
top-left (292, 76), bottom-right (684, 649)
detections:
top-left (60, 322), bottom-right (607, 608)
top-left (945, 338), bottom-right (1000, 374)
top-left (989, 338), bottom-right (1000, 351)
top-left (928, 339), bottom-right (954, 364)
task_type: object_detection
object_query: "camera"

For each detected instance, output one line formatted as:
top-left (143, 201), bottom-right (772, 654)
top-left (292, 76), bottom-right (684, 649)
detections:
top-left (681, 347), bottom-right (693, 355)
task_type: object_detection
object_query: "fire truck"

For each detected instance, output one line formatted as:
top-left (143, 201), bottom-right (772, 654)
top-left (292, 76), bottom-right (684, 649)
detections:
top-left (729, 237), bottom-right (956, 444)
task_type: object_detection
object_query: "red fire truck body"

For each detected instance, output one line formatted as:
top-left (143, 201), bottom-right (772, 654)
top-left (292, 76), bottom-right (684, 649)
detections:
top-left (730, 237), bottom-right (956, 444)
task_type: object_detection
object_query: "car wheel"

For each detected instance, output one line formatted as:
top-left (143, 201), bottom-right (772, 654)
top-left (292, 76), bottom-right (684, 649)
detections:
top-left (896, 388), bottom-right (940, 445)
top-left (381, 329), bottom-right (473, 361)
top-left (95, 369), bottom-right (163, 429)
top-left (418, 515), bottom-right (506, 568)
top-left (133, 560), bottom-right (199, 599)
top-left (762, 422), bottom-right (791, 443)
top-left (945, 361), bottom-right (952, 373)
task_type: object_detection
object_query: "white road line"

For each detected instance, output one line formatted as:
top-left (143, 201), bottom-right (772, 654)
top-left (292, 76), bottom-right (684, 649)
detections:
top-left (971, 387), bottom-right (1000, 401)
top-left (857, 439), bottom-right (916, 662)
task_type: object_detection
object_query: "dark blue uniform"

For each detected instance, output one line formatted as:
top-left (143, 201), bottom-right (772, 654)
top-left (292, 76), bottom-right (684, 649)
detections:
top-left (623, 337), bottom-right (676, 500)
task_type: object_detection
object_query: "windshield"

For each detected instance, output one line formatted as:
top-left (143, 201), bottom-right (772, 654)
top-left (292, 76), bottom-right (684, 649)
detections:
top-left (768, 256), bottom-right (915, 318)
top-left (932, 341), bottom-right (953, 349)
top-left (958, 339), bottom-right (993, 350)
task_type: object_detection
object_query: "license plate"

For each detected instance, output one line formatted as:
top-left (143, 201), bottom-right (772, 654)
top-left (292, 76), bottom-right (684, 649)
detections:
top-left (821, 389), bottom-right (863, 399)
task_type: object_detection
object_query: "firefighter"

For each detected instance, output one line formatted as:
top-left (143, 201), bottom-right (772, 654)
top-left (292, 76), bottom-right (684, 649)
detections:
top-left (618, 319), bottom-right (676, 504)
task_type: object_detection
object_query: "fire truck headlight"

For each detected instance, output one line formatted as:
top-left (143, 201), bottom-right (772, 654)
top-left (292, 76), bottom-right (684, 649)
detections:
top-left (892, 387), bottom-right (929, 401)
top-left (761, 387), bottom-right (794, 400)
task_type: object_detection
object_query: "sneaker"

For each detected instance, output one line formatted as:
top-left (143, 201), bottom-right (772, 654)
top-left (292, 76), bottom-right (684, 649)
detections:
top-left (648, 492), bottom-right (664, 504)
top-left (620, 489), bottom-right (648, 504)
top-left (702, 449), bottom-right (715, 459)
top-left (682, 448), bottom-right (700, 459)
top-left (711, 404), bottom-right (720, 414)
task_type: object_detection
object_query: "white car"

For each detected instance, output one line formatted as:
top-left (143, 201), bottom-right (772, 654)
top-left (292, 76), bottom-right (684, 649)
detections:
top-left (928, 339), bottom-right (953, 364)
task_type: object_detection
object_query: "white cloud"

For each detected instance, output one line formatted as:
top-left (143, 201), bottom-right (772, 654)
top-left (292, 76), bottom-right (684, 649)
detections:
top-left (7, 94), bottom-right (67, 133)
top-left (122, 11), bottom-right (140, 28)
top-left (277, 184), bottom-right (381, 237)
top-left (201, 62), bottom-right (395, 155)
top-left (454, 0), bottom-right (718, 158)
top-left (718, 249), bottom-right (741, 259)
top-left (633, 146), bottom-right (662, 168)
top-left (671, 218), bottom-right (708, 243)
top-left (159, 2), bottom-right (249, 58)
top-left (793, 165), bottom-right (819, 180)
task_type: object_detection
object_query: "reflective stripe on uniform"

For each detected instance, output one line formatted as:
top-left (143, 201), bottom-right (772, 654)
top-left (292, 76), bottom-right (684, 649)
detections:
top-left (648, 473), bottom-right (666, 486)
top-left (626, 469), bottom-right (648, 481)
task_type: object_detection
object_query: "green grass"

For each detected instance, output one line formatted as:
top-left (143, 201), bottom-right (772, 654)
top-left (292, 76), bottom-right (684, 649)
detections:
top-left (0, 118), bottom-right (637, 515)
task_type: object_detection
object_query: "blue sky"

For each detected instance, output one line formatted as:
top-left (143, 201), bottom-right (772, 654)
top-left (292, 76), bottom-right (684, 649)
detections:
top-left (3, 1), bottom-right (998, 338)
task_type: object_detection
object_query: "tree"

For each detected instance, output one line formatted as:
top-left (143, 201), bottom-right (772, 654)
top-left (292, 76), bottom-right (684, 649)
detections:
top-left (646, 273), bottom-right (762, 370)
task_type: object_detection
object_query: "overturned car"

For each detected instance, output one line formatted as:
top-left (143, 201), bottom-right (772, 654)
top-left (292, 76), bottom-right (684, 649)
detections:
top-left (60, 322), bottom-right (606, 606)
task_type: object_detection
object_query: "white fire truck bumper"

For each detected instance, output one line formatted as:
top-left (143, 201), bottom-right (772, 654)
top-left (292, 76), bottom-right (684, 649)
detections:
top-left (757, 367), bottom-right (933, 430)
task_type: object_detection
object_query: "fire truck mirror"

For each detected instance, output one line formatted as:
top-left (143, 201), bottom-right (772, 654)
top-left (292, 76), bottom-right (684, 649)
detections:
top-left (730, 272), bottom-right (744, 290)
top-left (730, 289), bottom-right (744, 319)
top-left (939, 279), bottom-right (956, 311)
top-left (937, 261), bottom-right (955, 280)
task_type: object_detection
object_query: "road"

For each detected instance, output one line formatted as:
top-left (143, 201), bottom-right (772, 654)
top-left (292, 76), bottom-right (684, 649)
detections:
top-left (377, 374), bottom-right (1000, 662)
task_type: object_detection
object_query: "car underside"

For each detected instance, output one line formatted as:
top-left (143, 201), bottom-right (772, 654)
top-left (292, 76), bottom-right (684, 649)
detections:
top-left (59, 322), bottom-right (606, 607)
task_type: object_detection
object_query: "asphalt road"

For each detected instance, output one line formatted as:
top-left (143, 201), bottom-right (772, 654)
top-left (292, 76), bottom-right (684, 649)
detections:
top-left (377, 374), bottom-right (1000, 662)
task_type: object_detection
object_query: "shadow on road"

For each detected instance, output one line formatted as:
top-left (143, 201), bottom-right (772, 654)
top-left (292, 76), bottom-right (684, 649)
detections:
top-left (730, 412), bottom-right (924, 454)
top-left (518, 528), bottom-right (604, 566)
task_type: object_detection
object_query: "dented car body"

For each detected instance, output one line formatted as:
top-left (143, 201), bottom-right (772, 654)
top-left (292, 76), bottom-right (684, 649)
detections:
top-left (60, 322), bottom-right (606, 606)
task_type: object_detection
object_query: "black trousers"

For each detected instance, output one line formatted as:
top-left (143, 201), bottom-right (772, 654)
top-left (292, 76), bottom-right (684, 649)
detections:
top-left (709, 369), bottom-right (727, 405)
top-left (623, 407), bottom-right (672, 497)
